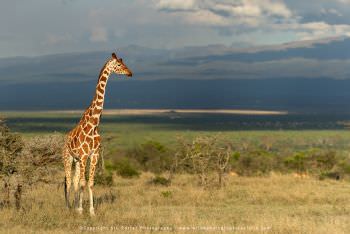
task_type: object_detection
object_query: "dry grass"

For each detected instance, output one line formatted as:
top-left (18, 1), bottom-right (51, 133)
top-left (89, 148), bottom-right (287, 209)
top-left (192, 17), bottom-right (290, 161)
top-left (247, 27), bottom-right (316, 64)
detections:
top-left (0, 173), bottom-right (349, 233)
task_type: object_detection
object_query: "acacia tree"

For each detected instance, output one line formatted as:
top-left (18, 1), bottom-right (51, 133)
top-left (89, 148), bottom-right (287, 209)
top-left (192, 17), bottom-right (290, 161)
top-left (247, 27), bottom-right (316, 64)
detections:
top-left (176, 135), bottom-right (233, 187)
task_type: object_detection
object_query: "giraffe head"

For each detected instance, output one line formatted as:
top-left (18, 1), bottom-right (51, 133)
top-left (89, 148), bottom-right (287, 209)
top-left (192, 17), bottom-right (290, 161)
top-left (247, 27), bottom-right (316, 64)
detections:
top-left (108, 53), bottom-right (132, 77)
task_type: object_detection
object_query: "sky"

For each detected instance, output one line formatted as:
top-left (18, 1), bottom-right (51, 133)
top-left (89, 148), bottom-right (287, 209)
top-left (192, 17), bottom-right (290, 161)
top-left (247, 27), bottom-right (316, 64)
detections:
top-left (2, 0), bottom-right (350, 57)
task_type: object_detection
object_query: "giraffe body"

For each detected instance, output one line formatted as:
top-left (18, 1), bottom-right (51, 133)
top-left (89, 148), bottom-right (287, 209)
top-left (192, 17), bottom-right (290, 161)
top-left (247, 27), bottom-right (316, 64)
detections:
top-left (62, 53), bottom-right (132, 215)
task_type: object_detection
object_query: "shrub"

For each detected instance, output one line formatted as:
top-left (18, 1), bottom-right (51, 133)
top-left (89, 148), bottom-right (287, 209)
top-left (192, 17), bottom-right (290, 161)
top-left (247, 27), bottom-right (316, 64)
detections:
top-left (126, 140), bottom-right (172, 174)
top-left (0, 123), bottom-right (24, 177)
top-left (313, 150), bottom-right (337, 171)
top-left (231, 150), bottom-right (276, 176)
top-left (284, 151), bottom-right (309, 173)
top-left (23, 134), bottom-right (63, 166)
top-left (94, 172), bottom-right (114, 186)
top-left (20, 133), bottom-right (64, 184)
top-left (176, 135), bottom-right (234, 187)
top-left (284, 149), bottom-right (338, 175)
top-left (319, 171), bottom-right (340, 180)
top-left (114, 158), bottom-right (140, 178)
top-left (0, 121), bottom-right (24, 208)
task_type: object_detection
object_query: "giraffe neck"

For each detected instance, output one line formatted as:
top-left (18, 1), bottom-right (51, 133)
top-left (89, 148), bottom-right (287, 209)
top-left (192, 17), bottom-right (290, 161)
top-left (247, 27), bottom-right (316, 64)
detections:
top-left (86, 64), bottom-right (112, 126)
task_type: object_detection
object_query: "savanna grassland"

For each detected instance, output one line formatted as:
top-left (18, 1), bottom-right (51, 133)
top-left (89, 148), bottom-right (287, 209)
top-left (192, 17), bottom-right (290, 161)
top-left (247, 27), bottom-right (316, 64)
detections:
top-left (1, 110), bottom-right (350, 233)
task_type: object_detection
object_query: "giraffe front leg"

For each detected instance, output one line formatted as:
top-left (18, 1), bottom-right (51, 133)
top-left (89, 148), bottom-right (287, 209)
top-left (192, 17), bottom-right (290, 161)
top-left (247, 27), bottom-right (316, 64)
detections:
top-left (77, 155), bottom-right (88, 214)
top-left (88, 153), bottom-right (99, 216)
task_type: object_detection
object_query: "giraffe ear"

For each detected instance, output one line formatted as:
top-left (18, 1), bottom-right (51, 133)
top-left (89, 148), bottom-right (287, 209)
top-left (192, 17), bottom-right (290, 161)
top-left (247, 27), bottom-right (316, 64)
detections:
top-left (112, 53), bottom-right (117, 59)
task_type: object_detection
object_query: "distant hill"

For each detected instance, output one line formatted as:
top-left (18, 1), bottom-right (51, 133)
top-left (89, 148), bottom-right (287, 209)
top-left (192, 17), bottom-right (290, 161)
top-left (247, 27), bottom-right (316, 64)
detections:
top-left (1, 78), bottom-right (350, 113)
top-left (1, 37), bottom-right (350, 112)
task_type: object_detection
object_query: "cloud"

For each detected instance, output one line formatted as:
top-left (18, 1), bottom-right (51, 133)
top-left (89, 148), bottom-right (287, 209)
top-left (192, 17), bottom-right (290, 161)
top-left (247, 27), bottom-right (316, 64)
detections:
top-left (337, 0), bottom-right (350, 3)
top-left (155, 0), bottom-right (197, 11)
top-left (296, 23), bottom-right (350, 40)
top-left (321, 8), bottom-right (342, 17)
top-left (89, 27), bottom-right (108, 42)
top-left (154, 0), bottom-right (350, 43)
top-left (43, 33), bottom-right (73, 46)
top-left (155, 0), bottom-right (293, 26)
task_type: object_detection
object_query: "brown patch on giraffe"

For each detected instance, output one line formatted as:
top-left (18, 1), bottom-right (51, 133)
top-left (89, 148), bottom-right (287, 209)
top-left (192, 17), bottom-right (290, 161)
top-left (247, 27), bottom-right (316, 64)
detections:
top-left (100, 76), bottom-right (107, 83)
top-left (89, 117), bottom-right (98, 125)
top-left (84, 125), bottom-right (92, 134)
top-left (97, 85), bottom-right (104, 94)
top-left (91, 156), bottom-right (97, 165)
top-left (78, 147), bottom-right (85, 156)
top-left (93, 136), bottom-right (101, 148)
top-left (82, 143), bottom-right (89, 154)
top-left (93, 108), bottom-right (102, 115)
top-left (85, 136), bottom-right (93, 148)
top-left (79, 133), bottom-right (85, 143)
top-left (95, 100), bottom-right (103, 106)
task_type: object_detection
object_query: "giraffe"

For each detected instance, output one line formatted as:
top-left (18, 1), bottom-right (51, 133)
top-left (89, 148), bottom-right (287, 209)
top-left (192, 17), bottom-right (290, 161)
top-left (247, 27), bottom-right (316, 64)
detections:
top-left (62, 52), bottom-right (132, 216)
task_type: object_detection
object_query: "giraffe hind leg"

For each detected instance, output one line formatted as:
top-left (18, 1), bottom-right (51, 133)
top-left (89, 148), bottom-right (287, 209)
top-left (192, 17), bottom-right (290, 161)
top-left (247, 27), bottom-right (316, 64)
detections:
top-left (73, 160), bottom-right (81, 212)
top-left (64, 176), bottom-right (71, 208)
top-left (63, 149), bottom-right (73, 209)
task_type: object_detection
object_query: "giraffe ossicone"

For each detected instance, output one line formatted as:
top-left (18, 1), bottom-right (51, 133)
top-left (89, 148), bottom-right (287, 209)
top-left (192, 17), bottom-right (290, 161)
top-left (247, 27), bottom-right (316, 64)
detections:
top-left (62, 53), bottom-right (132, 216)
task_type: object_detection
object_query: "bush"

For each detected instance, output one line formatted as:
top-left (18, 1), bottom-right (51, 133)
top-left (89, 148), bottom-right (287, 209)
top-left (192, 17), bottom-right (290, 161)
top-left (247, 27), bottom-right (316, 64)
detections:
top-left (176, 135), bottom-right (234, 187)
top-left (284, 151), bottom-right (309, 173)
top-left (20, 133), bottom-right (64, 184)
top-left (231, 150), bottom-right (277, 176)
top-left (312, 150), bottom-right (337, 171)
top-left (284, 149), bottom-right (338, 174)
top-left (0, 121), bottom-right (24, 208)
top-left (94, 172), bottom-right (114, 186)
top-left (319, 171), bottom-right (340, 180)
top-left (126, 141), bottom-right (172, 174)
top-left (23, 134), bottom-right (63, 166)
top-left (0, 123), bottom-right (24, 177)
top-left (114, 158), bottom-right (140, 178)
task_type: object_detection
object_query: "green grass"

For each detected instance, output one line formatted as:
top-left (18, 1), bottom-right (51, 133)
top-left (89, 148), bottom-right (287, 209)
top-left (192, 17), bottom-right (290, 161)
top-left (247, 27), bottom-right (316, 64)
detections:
top-left (2, 111), bottom-right (350, 154)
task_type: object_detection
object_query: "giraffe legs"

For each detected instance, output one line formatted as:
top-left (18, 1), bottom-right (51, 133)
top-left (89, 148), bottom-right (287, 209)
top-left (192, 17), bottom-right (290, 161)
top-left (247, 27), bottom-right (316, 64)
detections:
top-left (73, 160), bottom-right (81, 211)
top-left (64, 150), bottom-right (98, 216)
top-left (77, 155), bottom-right (88, 214)
top-left (88, 152), bottom-right (99, 216)
top-left (63, 147), bottom-right (73, 209)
